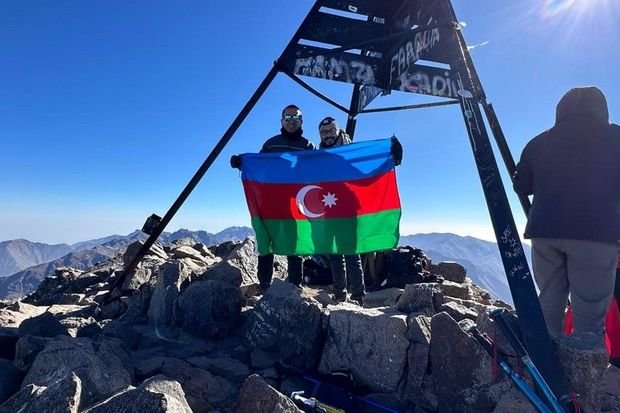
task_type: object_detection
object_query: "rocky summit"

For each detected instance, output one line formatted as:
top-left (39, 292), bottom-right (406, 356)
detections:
top-left (0, 237), bottom-right (617, 412)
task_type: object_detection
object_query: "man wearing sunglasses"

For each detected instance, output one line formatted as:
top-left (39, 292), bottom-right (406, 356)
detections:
top-left (231, 104), bottom-right (315, 294)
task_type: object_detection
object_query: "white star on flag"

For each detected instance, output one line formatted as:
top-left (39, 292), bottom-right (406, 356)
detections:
top-left (322, 192), bottom-right (338, 208)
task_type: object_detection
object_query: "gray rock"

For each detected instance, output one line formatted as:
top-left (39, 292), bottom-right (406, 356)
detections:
top-left (396, 283), bottom-right (443, 315)
top-left (492, 388), bottom-right (538, 413)
top-left (14, 335), bottom-right (50, 372)
top-left (244, 280), bottom-right (324, 372)
top-left (404, 341), bottom-right (430, 403)
top-left (555, 333), bottom-right (609, 412)
top-left (186, 356), bottom-right (250, 383)
top-left (434, 261), bottom-right (466, 283)
top-left (319, 307), bottom-right (409, 393)
top-left (122, 240), bottom-right (168, 266)
top-left (439, 301), bottom-right (478, 322)
top-left (437, 280), bottom-right (470, 300)
top-left (0, 358), bottom-right (21, 404)
top-left (177, 280), bottom-right (242, 339)
top-left (445, 296), bottom-right (496, 315)
top-left (69, 273), bottom-right (103, 293)
top-left (406, 314), bottom-right (431, 344)
top-left (203, 238), bottom-right (260, 289)
top-left (249, 349), bottom-right (278, 369)
top-left (100, 320), bottom-right (140, 350)
top-left (22, 336), bottom-right (132, 406)
top-left (57, 293), bottom-right (85, 305)
top-left (121, 266), bottom-right (155, 292)
top-left (84, 375), bottom-right (192, 413)
top-left (363, 288), bottom-right (403, 308)
top-left (0, 372), bottom-right (81, 413)
top-left (0, 302), bottom-right (47, 330)
top-left (430, 312), bottom-right (510, 412)
top-left (147, 260), bottom-right (194, 327)
top-left (235, 374), bottom-right (302, 413)
top-left (171, 246), bottom-right (210, 264)
top-left (161, 358), bottom-right (237, 412)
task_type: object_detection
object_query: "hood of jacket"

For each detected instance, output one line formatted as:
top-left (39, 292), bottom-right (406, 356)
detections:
top-left (555, 86), bottom-right (609, 124)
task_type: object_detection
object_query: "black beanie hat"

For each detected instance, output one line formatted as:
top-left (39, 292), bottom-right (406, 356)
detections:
top-left (318, 116), bottom-right (339, 130)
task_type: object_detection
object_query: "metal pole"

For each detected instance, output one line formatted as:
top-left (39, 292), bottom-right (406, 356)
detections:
top-left (106, 63), bottom-right (280, 298)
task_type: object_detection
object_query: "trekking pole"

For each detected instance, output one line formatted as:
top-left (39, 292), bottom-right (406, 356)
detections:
top-left (490, 308), bottom-right (571, 413)
top-left (467, 325), bottom-right (552, 413)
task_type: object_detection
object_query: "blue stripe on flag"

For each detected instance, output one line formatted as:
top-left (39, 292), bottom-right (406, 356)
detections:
top-left (240, 138), bottom-right (394, 184)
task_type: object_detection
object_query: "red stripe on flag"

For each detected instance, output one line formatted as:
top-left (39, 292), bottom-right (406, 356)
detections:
top-left (242, 170), bottom-right (401, 220)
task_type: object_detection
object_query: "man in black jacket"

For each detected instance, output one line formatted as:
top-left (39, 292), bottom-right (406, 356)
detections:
top-left (513, 86), bottom-right (620, 340)
top-left (231, 104), bottom-right (315, 293)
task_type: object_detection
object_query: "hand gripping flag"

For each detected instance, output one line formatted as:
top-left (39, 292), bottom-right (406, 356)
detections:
top-left (238, 138), bottom-right (401, 255)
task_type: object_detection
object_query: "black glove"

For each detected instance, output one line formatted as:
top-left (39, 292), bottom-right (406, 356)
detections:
top-left (230, 155), bottom-right (242, 169)
top-left (390, 136), bottom-right (403, 166)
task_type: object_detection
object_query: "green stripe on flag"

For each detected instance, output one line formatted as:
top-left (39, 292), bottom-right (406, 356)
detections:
top-left (251, 209), bottom-right (401, 255)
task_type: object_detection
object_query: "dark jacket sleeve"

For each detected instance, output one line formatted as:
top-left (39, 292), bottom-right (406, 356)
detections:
top-left (513, 147), bottom-right (533, 196)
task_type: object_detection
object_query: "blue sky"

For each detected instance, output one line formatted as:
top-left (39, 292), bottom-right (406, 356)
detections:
top-left (1, 0), bottom-right (618, 245)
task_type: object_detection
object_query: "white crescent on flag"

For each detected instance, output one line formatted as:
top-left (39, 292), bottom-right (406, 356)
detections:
top-left (296, 185), bottom-right (325, 218)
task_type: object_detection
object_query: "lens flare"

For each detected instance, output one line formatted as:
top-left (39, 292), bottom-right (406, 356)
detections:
top-left (543, 0), bottom-right (577, 17)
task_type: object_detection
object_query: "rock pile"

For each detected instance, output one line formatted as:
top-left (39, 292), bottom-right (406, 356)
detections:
top-left (0, 237), bottom-right (615, 412)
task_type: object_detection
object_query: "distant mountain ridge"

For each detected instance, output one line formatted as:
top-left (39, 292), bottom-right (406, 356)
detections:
top-left (0, 239), bottom-right (73, 277)
top-left (0, 227), bottom-right (255, 300)
top-left (0, 228), bottom-right (523, 303)
top-left (400, 233), bottom-right (531, 305)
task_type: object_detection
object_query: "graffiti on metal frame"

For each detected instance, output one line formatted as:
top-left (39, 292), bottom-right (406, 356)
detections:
top-left (395, 69), bottom-right (459, 98)
top-left (294, 55), bottom-right (377, 85)
top-left (358, 85), bottom-right (383, 111)
top-left (501, 226), bottom-right (524, 259)
top-left (389, 28), bottom-right (441, 83)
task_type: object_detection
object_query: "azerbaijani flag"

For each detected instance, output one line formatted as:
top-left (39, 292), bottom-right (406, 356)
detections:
top-left (239, 138), bottom-right (401, 255)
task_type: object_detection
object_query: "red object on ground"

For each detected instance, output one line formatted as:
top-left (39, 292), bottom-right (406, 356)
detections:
top-left (564, 297), bottom-right (620, 358)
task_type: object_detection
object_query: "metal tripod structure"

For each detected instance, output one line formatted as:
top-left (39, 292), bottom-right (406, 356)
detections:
top-left (108, 1), bottom-right (576, 409)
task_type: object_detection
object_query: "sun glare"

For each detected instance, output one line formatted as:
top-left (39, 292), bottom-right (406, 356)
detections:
top-left (543, 0), bottom-right (613, 17)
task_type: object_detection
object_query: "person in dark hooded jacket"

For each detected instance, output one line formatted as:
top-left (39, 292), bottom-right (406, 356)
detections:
top-left (513, 86), bottom-right (620, 340)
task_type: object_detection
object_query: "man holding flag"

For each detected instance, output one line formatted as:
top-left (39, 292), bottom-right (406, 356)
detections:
top-left (232, 106), bottom-right (403, 297)
top-left (231, 104), bottom-right (315, 293)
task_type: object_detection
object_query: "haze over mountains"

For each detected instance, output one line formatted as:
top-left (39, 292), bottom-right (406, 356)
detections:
top-left (0, 227), bottom-right (527, 304)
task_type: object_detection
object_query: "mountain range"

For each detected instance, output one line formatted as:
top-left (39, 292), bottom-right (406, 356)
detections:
top-left (0, 227), bottom-right (528, 304)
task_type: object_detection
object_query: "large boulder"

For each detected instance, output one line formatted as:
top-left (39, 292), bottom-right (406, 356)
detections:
top-left (319, 306), bottom-right (409, 393)
top-left (203, 238), bottom-right (259, 289)
top-left (0, 372), bottom-right (81, 413)
top-left (430, 312), bottom-right (510, 412)
top-left (555, 333), bottom-right (609, 412)
top-left (83, 375), bottom-right (192, 413)
top-left (244, 280), bottom-right (324, 372)
top-left (396, 283), bottom-right (443, 315)
top-left (22, 336), bottom-right (132, 406)
top-left (236, 374), bottom-right (302, 413)
top-left (177, 279), bottom-right (243, 339)
top-left (147, 260), bottom-right (194, 327)
top-left (160, 358), bottom-right (237, 412)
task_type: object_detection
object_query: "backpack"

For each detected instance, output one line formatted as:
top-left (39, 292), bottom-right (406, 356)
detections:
top-left (303, 255), bottom-right (333, 285)
top-left (381, 245), bottom-right (441, 288)
top-left (361, 250), bottom-right (391, 290)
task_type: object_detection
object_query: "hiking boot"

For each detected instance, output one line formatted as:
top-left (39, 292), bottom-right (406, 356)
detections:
top-left (332, 290), bottom-right (347, 303)
top-left (351, 296), bottom-right (364, 307)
